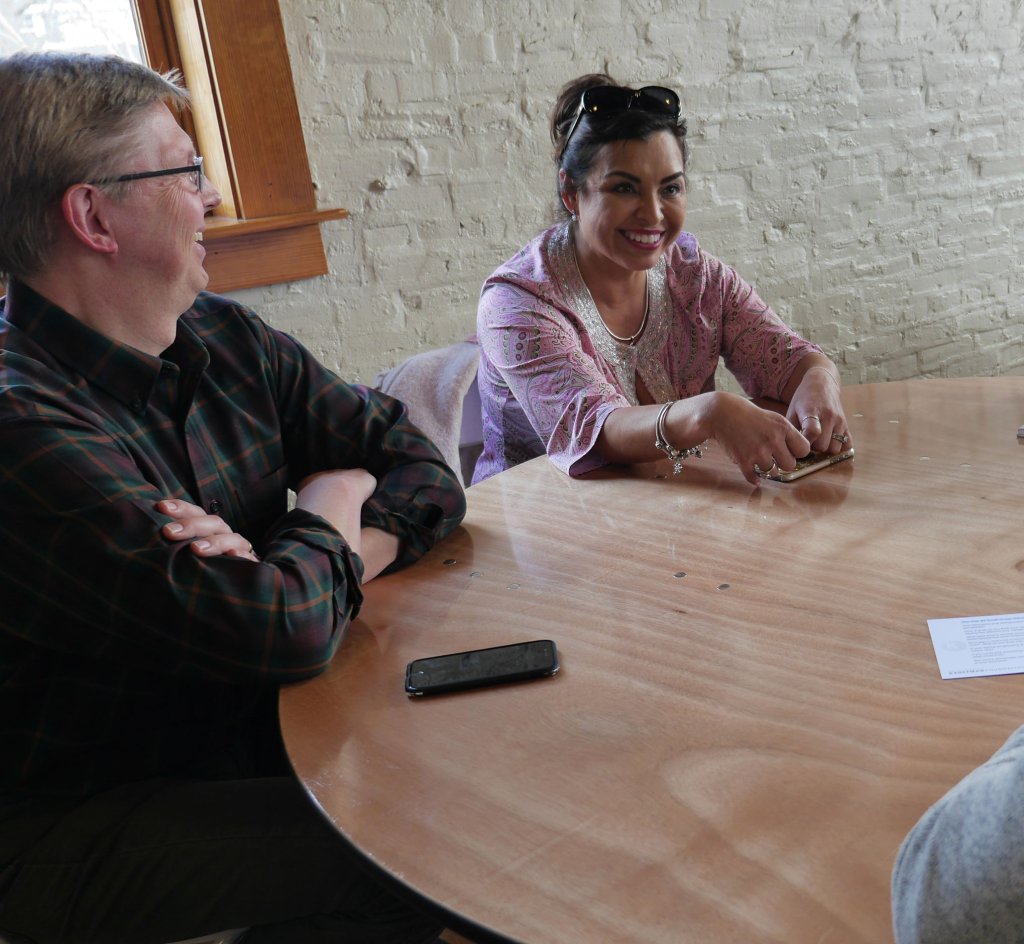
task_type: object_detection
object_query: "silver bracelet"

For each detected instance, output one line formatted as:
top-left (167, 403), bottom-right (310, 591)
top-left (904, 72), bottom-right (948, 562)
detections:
top-left (654, 401), bottom-right (706, 474)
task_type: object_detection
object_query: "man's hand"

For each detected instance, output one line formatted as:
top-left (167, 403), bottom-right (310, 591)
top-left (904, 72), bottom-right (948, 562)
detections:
top-left (295, 470), bottom-right (399, 582)
top-left (157, 471), bottom-right (400, 580)
top-left (295, 469), bottom-right (377, 551)
top-left (157, 498), bottom-right (260, 561)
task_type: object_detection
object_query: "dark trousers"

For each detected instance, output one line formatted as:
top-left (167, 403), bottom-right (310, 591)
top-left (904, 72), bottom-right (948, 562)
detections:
top-left (0, 775), bottom-right (442, 944)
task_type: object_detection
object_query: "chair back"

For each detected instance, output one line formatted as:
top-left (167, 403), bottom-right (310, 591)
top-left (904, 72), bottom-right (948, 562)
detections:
top-left (374, 341), bottom-right (482, 485)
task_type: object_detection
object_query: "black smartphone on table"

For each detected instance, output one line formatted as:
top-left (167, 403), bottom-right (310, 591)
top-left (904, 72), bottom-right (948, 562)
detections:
top-left (404, 639), bottom-right (560, 696)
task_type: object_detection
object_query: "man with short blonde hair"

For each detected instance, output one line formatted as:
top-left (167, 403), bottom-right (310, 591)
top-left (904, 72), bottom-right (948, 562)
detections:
top-left (0, 52), bottom-right (464, 944)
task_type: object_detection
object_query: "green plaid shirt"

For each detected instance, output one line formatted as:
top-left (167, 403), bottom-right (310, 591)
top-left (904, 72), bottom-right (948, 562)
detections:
top-left (0, 280), bottom-right (466, 796)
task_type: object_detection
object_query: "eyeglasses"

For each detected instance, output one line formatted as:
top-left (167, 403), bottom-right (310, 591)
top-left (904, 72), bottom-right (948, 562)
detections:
top-left (560, 86), bottom-right (681, 160)
top-left (91, 155), bottom-right (205, 192)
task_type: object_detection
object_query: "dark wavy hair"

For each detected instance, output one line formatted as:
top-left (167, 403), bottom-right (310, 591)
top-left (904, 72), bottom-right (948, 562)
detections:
top-left (550, 73), bottom-right (688, 220)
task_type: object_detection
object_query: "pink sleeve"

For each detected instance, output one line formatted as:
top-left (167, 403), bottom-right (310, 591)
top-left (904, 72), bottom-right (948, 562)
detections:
top-left (711, 256), bottom-right (823, 399)
top-left (477, 279), bottom-right (629, 475)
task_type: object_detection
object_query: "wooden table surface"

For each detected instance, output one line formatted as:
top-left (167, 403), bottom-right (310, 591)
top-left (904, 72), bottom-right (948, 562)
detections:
top-left (280, 377), bottom-right (1024, 944)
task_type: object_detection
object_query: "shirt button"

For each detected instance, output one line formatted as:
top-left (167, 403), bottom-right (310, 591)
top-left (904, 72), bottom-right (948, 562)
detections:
top-left (209, 500), bottom-right (223, 515)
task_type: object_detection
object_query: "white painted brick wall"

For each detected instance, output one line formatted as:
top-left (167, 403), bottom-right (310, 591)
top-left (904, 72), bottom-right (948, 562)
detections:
top-left (230, 0), bottom-right (1024, 387)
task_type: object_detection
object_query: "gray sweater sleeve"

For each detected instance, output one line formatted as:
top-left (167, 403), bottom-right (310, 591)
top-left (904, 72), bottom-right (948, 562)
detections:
top-left (893, 725), bottom-right (1024, 943)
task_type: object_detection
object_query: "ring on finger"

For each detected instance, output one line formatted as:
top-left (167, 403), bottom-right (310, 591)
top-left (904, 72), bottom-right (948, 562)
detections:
top-left (801, 415), bottom-right (821, 429)
top-left (832, 433), bottom-right (850, 445)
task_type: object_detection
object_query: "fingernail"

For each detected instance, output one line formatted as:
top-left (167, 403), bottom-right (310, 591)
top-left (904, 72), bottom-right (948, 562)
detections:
top-left (166, 523), bottom-right (183, 534)
top-left (193, 540), bottom-right (211, 550)
top-left (163, 501), bottom-right (177, 511)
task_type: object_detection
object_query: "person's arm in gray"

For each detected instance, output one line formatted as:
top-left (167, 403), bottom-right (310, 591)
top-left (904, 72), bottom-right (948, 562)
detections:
top-left (893, 725), bottom-right (1024, 943)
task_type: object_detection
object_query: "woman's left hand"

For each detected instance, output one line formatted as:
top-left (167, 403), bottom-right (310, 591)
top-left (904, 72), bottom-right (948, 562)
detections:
top-left (785, 363), bottom-right (852, 455)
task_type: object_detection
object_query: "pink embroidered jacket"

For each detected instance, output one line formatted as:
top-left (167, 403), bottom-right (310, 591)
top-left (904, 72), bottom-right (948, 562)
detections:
top-left (473, 221), bottom-right (822, 483)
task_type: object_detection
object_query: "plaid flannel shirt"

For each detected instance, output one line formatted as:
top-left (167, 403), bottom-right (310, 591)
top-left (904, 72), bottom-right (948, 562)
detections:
top-left (0, 281), bottom-right (466, 796)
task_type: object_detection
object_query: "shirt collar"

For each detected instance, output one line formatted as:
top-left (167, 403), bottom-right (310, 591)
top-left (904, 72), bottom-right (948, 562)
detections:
top-left (1, 279), bottom-right (209, 413)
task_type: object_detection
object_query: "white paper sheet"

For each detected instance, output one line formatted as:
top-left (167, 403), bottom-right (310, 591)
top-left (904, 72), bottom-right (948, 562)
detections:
top-left (927, 612), bottom-right (1024, 679)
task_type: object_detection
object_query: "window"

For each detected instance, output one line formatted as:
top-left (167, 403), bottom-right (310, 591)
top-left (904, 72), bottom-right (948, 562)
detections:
top-left (0, 0), bottom-right (141, 59)
top-left (133, 0), bottom-right (346, 292)
top-left (0, 0), bottom-right (343, 292)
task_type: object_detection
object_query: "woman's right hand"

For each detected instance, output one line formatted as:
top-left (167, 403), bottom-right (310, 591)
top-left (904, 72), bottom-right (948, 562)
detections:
top-left (688, 392), bottom-right (810, 486)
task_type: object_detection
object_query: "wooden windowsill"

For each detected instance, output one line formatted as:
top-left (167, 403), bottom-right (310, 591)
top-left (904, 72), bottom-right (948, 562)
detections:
top-left (202, 209), bottom-right (349, 293)
top-left (203, 207), bottom-right (348, 241)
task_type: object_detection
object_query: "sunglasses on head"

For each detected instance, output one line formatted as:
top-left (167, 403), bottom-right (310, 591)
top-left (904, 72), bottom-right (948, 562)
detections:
top-left (560, 85), bottom-right (681, 160)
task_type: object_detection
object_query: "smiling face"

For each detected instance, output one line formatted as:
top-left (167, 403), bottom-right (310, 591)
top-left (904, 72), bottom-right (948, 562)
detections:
top-left (563, 130), bottom-right (687, 284)
top-left (103, 102), bottom-right (221, 352)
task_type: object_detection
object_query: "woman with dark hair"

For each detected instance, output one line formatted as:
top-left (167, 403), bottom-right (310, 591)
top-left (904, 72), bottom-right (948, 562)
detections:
top-left (472, 73), bottom-right (851, 485)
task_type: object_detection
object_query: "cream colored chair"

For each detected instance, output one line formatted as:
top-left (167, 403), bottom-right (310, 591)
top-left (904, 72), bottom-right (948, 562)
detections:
top-left (373, 340), bottom-right (483, 486)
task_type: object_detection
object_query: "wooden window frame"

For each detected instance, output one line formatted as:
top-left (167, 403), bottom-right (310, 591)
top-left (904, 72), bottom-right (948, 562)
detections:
top-left (133, 0), bottom-right (347, 292)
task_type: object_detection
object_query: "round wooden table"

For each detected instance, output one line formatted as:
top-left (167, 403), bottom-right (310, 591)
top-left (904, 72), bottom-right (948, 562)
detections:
top-left (281, 377), bottom-right (1024, 944)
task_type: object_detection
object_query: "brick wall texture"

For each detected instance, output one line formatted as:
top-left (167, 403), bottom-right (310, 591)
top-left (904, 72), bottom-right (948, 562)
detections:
top-left (232, 0), bottom-right (1024, 387)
